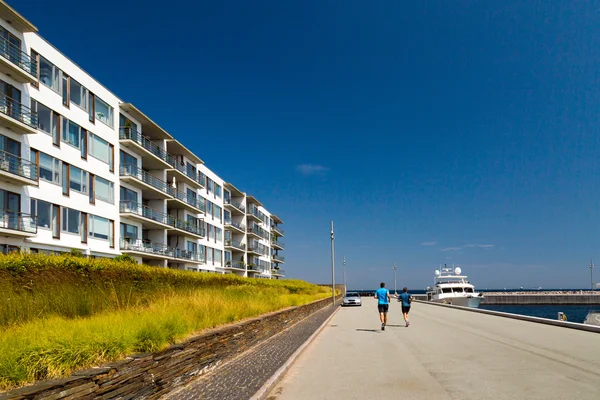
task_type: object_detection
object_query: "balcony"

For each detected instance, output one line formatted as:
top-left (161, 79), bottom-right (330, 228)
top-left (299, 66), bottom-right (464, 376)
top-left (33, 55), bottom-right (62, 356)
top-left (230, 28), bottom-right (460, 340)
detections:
top-left (248, 245), bottom-right (264, 256)
top-left (0, 36), bottom-right (37, 83)
top-left (119, 201), bottom-right (170, 230)
top-left (246, 207), bottom-right (261, 223)
top-left (271, 240), bottom-right (284, 250)
top-left (272, 254), bottom-right (285, 263)
top-left (167, 162), bottom-right (205, 189)
top-left (0, 93), bottom-right (37, 134)
top-left (224, 261), bottom-right (246, 271)
top-left (120, 238), bottom-right (175, 260)
top-left (272, 269), bottom-right (285, 277)
top-left (167, 216), bottom-right (205, 239)
top-left (167, 189), bottom-right (205, 214)
top-left (246, 264), bottom-right (262, 273)
top-left (247, 227), bottom-right (261, 239)
top-left (119, 164), bottom-right (173, 199)
top-left (119, 127), bottom-right (173, 169)
top-left (225, 239), bottom-right (246, 252)
top-left (271, 225), bottom-right (285, 236)
top-left (224, 219), bottom-right (246, 234)
top-left (224, 198), bottom-right (246, 214)
top-left (0, 150), bottom-right (38, 186)
top-left (0, 209), bottom-right (36, 237)
top-left (173, 248), bottom-right (205, 264)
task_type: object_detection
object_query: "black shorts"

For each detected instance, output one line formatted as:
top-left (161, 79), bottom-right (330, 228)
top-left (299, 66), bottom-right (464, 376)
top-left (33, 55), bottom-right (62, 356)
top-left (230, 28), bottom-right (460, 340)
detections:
top-left (378, 304), bottom-right (389, 313)
top-left (402, 306), bottom-right (411, 314)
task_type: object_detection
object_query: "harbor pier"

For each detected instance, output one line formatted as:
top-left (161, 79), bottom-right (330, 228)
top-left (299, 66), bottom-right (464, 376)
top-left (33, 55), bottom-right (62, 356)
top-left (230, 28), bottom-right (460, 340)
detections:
top-left (267, 298), bottom-right (600, 400)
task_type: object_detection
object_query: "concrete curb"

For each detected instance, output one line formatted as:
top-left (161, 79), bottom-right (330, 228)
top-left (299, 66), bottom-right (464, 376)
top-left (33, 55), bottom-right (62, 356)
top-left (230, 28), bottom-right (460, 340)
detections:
top-left (250, 304), bottom-right (341, 400)
top-left (415, 300), bottom-right (600, 333)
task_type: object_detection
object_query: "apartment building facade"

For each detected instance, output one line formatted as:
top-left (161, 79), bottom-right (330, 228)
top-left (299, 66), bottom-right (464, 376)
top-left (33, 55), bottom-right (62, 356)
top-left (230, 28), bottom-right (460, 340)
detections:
top-left (0, 1), bottom-right (284, 278)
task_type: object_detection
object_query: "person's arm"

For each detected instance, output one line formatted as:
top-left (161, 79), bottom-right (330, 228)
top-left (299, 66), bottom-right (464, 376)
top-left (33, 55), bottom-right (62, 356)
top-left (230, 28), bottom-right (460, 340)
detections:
top-left (373, 290), bottom-right (377, 299)
top-left (387, 291), bottom-right (391, 302)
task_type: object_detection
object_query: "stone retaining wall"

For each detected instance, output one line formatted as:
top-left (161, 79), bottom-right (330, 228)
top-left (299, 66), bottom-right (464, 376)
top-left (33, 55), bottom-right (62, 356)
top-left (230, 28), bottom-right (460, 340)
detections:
top-left (481, 295), bottom-right (600, 305)
top-left (1, 296), bottom-right (340, 400)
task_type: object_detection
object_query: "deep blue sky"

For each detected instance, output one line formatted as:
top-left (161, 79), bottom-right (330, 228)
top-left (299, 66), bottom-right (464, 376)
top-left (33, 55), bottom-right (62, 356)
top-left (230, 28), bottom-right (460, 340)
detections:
top-left (14, 1), bottom-right (600, 289)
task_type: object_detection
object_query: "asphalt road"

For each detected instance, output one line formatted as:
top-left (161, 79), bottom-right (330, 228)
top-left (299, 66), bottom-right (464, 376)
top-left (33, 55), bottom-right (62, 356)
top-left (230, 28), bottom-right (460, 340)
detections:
top-left (266, 298), bottom-right (600, 400)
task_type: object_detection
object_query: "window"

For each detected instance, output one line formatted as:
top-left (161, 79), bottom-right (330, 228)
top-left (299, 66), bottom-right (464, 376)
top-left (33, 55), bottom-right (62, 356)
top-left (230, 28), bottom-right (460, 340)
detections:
top-left (89, 173), bottom-right (95, 204)
top-left (52, 204), bottom-right (60, 238)
top-left (70, 78), bottom-right (88, 110)
top-left (95, 96), bottom-right (113, 127)
top-left (208, 223), bottom-right (215, 240)
top-left (31, 199), bottom-right (52, 229)
top-left (207, 247), bottom-right (213, 263)
top-left (62, 118), bottom-right (85, 150)
top-left (120, 150), bottom-right (137, 167)
top-left (62, 162), bottom-right (68, 195)
top-left (120, 186), bottom-right (138, 203)
top-left (30, 100), bottom-right (61, 147)
top-left (213, 205), bottom-right (222, 223)
top-left (215, 250), bottom-right (222, 266)
top-left (61, 207), bottom-right (81, 234)
top-left (216, 227), bottom-right (222, 242)
top-left (89, 215), bottom-right (110, 240)
top-left (62, 74), bottom-right (69, 106)
top-left (120, 223), bottom-right (138, 240)
top-left (224, 210), bottom-right (231, 223)
top-left (36, 151), bottom-right (61, 184)
top-left (94, 176), bottom-right (114, 203)
top-left (88, 92), bottom-right (95, 123)
top-left (186, 162), bottom-right (196, 179)
top-left (70, 165), bottom-right (88, 194)
top-left (39, 55), bottom-right (61, 92)
top-left (89, 133), bottom-right (111, 164)
top-left (187, 188), bottom-right (197, 206)
top-left (207, 178), bottom-right (213, 194)
top-left (187, 241), bottom-right (197, 254)
top-left (206, 200), bottom-right (212, 216)
top-left (215, 184), bottom-right (222, 198)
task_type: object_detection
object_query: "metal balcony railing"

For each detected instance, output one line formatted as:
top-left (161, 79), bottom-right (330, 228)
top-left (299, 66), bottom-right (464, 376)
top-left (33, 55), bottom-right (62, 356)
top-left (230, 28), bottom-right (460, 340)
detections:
top-left (167, 215), bottom-right (205, 237)
top-left (171, 188), bottom-right (205, 212)
top-left (273, 254), bottom-right (285, 262)
top-left (0, 92), bottom-right (37, 128)
top-left (0, 36), bottom-right (37, 77)
top-left (120, 238), bottom-right (175, 257)
top-left (119, 201), bottom-right (169, 225)
top-left (225, 239), bottom-right (246, 251)
top-left (224, 198), bottom-right (246, 213)
top-left (119, 127), bottom-right (174, 166)
top-left (174, 248), bottom-right (206, 263)
top-left (271, 240), bottom-right (284, 248)
top-left (120, 164), bottom-right (173, 197)
top-left (0, 209), bottom-right (37, 234)
top-left (271, 225), bottom-right (285, 236)
top-left (225, 219), bottom-right (246, 231)
top-left (225, 261), bottom-right (246, 269)
top-left (169, 161), bottom-right (206, 187)
top-left (0, 149), bottom-right (38, 181)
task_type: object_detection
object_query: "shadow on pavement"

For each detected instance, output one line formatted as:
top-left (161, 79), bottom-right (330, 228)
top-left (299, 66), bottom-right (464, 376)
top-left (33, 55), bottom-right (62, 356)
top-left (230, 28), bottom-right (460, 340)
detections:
top-left (355, 329), bottom-right (379, 333)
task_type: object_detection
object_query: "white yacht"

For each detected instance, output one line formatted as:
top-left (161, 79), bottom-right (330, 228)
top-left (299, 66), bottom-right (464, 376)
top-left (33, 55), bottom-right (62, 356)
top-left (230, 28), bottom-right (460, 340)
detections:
top-left (425, 265), bottom-right (484, 308)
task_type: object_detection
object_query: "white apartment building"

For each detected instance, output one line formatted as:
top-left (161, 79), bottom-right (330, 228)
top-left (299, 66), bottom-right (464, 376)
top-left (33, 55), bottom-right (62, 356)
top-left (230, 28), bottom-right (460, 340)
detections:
top-left (0, 1), bottom-right (284, 278)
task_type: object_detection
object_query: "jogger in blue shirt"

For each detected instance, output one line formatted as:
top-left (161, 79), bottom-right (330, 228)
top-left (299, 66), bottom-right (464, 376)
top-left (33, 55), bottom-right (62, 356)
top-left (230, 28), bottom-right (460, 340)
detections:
top-left (398, 287), bottom-right (412, 327)
top-left (374, 282), bottom-right (391, 330)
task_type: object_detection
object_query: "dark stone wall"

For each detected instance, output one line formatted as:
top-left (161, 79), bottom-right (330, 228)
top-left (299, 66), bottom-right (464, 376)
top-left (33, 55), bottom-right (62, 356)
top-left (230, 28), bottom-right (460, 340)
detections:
top-left (1, 296), bottom-right (339, 400)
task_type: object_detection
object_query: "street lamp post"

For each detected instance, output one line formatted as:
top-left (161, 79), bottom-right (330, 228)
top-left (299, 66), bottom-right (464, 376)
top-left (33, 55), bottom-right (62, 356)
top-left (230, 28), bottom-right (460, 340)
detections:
top-left (330, 221), bottom-right (335, 306)
top-left (343, 256), bottom-right (346, 291)
top-left (591, 260), bottom-right (594, 291)
top-left (393, 264), bottom-right (397, 295)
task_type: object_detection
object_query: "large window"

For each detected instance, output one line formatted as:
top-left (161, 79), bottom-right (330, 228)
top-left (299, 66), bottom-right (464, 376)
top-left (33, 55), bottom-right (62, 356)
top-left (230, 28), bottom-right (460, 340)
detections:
top-left (89, 133), bottom-right (110, 163)
top-left (215, 250), bottom-right (222, 266)
top-left (36, 151), bottom-right (61, 184)
top-left (120, 150), bottom-right (137, 167)
top-left (207, 178), bottom-right (213, 194)
top-left (70, 165), bottom-right (88, 194)
top-left (89, 215), bottom-right (110, 240)
top-left (62, 118), bottom-right (86, 152)
top-left (215, 184), bottom-right (222, 198)
top-left (30, 199), bottom-right (53, 230)
top-left (61, 207), bottom-right (81, 234)
top-left (187, 241), bottom-right (197, 254)
top-left (120, 222), bottom-right (138, 240)
top-left (69, 78), bottom-right (88, 110)
top-left (213, 205), bottom-right (222, 222)
top-left (216, 227), bottom-right (222, 242)
top-left (31, 100), bottom-right (61, 147)
top-left (120, 186), bottom-right (138, 203)
top-left (95, 176), bottom-right (114, 204)
top-left (95, 96), bottom-right (113, 127)
top-left (39, 55), bottom-right (61, 92)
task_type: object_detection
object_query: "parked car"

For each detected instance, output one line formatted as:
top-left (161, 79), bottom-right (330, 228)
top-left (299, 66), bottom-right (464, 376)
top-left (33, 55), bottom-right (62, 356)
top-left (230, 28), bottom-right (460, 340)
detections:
top-left (342, 292), bottom-right (362, 306)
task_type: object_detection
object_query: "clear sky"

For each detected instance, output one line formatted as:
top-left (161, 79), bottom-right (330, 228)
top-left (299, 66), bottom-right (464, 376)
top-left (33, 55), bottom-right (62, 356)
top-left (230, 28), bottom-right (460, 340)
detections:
top-left (14, 0), bottom-right (600, 289)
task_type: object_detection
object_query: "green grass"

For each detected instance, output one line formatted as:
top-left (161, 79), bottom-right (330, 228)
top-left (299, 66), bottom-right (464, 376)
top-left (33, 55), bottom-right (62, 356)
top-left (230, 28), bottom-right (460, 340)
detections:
top-left (0, 253), bottom-right (330, 390)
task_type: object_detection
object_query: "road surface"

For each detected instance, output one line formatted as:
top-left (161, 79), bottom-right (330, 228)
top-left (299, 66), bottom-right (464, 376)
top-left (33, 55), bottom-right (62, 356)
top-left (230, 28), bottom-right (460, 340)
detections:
top-left (266, 298), bottom-right (600, 400)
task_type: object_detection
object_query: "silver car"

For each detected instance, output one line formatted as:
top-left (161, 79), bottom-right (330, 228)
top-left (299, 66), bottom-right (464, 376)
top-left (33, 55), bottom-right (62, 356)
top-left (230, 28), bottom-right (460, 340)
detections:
top-left (342, 292), bottom-right (362, 306)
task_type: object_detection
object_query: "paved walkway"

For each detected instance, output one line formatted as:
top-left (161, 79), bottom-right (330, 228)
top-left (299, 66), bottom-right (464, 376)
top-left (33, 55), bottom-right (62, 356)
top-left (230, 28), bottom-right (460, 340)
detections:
top-left (164, 304), bottom-right (338, 400)
top-left (267, 298), bottom-right (600, 400)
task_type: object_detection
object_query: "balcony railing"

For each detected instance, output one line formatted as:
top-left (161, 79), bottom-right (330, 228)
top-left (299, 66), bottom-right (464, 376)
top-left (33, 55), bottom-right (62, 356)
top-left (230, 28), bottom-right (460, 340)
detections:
top-left (174, 248), bottom-right (206, 263)
top-left (225, 239), bottom-right (246, 251)
top-left (272, 269), bottom-right (285, 276)
top-left (119, 201), bottom-right (169, 226)
top-left (119, 127), bottom-right (174, 166)
top-left (169, 161), bottom-right (206, 187)
top-left (225, 261), bottom-right (246, 269)
top-left (225, 220), bottom-right (246, 231)
top-left (120, 238), bottom-right (175, 257)
top-left (0, 36), bottom-right (37, 77)
top-left (224, 198), bottom-right (246, 213)
top-left (0, 209), bottom-right (36, 234)
top-left (120, 164), bottom-right (172, 197)
top-left (168, 215), bottom-right (205, 237)
top-left (0, 149), bottom-right (38, 181)
top-left (171, 188), bottom-right (205, 212)
top-left (273, 255), bottom-right (285, 262)
top-left (0, 92), bottom-right (37, 128)
top-left (271, 240), bottom-right (284, 248)
top-left (247, 206), bottom-right (261, 219)
top-left (271, 225), bottom-right (285, 236)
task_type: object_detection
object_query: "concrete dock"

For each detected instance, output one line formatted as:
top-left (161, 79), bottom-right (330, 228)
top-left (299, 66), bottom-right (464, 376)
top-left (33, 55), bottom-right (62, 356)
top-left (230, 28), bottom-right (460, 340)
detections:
top-left (266, 298), bottom-right (600, 400)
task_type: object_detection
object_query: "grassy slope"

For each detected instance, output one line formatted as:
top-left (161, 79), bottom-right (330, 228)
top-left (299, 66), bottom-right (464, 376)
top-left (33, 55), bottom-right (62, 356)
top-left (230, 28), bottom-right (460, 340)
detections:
top-left (0, 253), bottom-right (329, 390)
